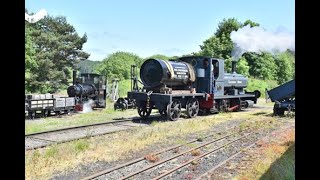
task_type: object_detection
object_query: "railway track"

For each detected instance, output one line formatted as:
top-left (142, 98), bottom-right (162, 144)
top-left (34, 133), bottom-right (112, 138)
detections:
top-left (25, 106), bottom-right (272, 151)
top-left (80, 126), bottom-right (268, 180)
top-left (25, 116), bottom-right (161, 151)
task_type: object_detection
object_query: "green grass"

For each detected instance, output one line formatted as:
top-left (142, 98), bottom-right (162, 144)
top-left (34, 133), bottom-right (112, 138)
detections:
top-left (260, 143), bottom-right (295, 180)
top-left (25, 102), bottom-right (138, 134)
top-left (246, 78), bottom-right (278, 98)
top-left (236, 128), bottom-right (295, 180)
top-left (118, 79), bottom-right (132, 98)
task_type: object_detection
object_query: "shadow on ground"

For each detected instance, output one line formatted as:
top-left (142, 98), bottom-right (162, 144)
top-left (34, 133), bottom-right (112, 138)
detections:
top-left (259, 143), bottom-right (295, 180)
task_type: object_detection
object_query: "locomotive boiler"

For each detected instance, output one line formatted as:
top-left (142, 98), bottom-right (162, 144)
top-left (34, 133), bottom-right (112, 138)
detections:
top-left (140, 59), bottom-right (196, 91)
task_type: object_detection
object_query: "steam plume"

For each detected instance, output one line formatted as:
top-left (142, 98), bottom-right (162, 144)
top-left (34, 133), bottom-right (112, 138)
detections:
top-left (81, 99), bottom-right (95, 113)
top-left (230, 25), bottom-right (295, 60)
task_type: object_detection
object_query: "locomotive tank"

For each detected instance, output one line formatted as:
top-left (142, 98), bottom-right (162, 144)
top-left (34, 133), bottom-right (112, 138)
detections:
top-left (140, 58), bottom-right (196, 88)
top-left (223, 73), bottom-right (248, 88)
top-left (67, 84), bottom-right (96, 97)
top-left (223, 61), bottom-right (248, 88)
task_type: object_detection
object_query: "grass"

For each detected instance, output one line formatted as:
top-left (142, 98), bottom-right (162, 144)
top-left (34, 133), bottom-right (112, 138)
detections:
top-left (236, 128), bottom-right (295, 180)
top-left (25, 106), bottom-right (290, 180)
top-left (25, 102), bottom-right (140, 134)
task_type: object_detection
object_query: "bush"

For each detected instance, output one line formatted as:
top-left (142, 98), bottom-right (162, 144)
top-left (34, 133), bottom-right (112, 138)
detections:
top-left (246, 78), bottom-right (278, 98)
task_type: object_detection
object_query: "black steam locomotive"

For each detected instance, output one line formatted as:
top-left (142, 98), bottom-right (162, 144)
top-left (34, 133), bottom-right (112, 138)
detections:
top-left (128, 56), bottom-right (260, 121)
top-left (67, 71), bottom-right (107, 111)
top-left (25, 72), bottom-right (107, 119)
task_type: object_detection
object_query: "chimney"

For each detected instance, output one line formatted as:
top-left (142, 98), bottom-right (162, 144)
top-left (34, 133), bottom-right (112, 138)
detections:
top-left (231, 61), bottom-right (237, 73)
top-left (73, 70), bottom-right (77, 85)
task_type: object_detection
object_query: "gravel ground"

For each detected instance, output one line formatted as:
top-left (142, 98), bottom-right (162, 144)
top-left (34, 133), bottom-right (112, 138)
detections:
top-left (50, 119), bottom-right (247, 180)
top-left (47, 105), bottom-right (294, 180)
top-left (25, 121), bottom-right (149, 150)
top-left (206, 123), bottom-right (295, 180)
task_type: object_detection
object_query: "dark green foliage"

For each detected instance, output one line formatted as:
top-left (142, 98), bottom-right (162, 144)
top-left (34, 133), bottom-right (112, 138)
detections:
top-left (25, 26), bottom-right (38, 93)
top-left (274, 51), bottom-right (295, 84)
top-left (25, 13), bottom-right (89, 93)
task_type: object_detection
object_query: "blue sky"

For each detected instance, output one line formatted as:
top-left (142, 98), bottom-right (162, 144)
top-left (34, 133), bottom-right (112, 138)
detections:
top-left (25, 0), bottom-right (295, 61)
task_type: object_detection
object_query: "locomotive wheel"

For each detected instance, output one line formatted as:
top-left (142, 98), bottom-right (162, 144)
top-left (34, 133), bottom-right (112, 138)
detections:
top-left (138, 106), bottom-right (152, 118)
top-left (121, 103), bottom-right (128, 111)
top-left (186, 98), bottom-right (199, 118)
top-left (159, 109), bottom-right (167, 116)
top-left (167, 101), bottom-right (181, 121)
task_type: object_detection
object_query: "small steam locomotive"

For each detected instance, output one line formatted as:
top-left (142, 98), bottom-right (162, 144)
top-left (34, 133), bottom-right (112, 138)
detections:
top-left (25, 71), bottom-right (107, 119)
top-left (67, 71), bottom-right (107, 111)
top-left (128, 56), bottom-right (260, 121)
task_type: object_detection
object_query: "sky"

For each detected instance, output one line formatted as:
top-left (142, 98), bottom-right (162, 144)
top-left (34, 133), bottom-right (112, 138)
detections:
top-left (25, 0), bottom-right (295, 61)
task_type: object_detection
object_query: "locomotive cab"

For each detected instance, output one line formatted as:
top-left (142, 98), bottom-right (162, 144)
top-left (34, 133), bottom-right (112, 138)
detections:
top-left (67, 72), bottom-right (107, 110)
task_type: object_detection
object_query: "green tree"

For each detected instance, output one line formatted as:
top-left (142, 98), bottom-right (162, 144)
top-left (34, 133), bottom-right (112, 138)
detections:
top-left (224, 56), bottom-right (249, 76)
top-left (197, 18), bottom-right (259, 60)
top-left (243, 20), bottom-right (260, 27)
top-left (97, 51), bottom-right (143, 80)
top-left (243, 52), bottom-right (277, 80)
top-left (146, 54), bottom-right (172, 60)
top-left (274, 51), bottom-right (295, 84)
top-left (215, 18), bottom-right (242, 37)
top-left (26, 14), bottom-right (89, 93)
top-left (25, 25), bottom-right (38, 93)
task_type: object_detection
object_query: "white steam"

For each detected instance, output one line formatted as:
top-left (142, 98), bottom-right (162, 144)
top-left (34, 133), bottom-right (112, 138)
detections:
top-left (81, 99), bottom-right (95, 113)
top-left (230, 25), bottom-right (295, 60)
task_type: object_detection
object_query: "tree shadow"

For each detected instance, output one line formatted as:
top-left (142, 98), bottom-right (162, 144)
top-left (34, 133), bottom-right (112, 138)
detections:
top-left (259, 143), bottom-right (295, 180)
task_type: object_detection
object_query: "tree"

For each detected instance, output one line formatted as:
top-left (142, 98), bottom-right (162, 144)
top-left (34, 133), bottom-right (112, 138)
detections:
top-left (243, 20), bottom-right (260, 28)
top-left (215, 18), bottom-right (242, 37)
top-left (243, 52), bottom-right (277, 80)
top-left (77, 60), bottom-right (102, 74)
top-left (197, 18), bottom-right (259, 60)
top-left (97, 51), bottom-right (143, 80)
top-left (198, 34), bottom-right (233, 59)
top-left (274, 51), bottom-right (295, 84)
top-left (146, 54), bottom-right (172, 61)
top-left (26, 14), bottom-right (90, 93)
top-left (25, 25), bottom-right (38, 93)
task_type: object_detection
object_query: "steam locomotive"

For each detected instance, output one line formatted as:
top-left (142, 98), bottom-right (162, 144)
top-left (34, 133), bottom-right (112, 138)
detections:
top-left (67, 71), bottom-right (107, 111)
top-left (128, 56), bottom-right (261, 121)
top-left (25, 72), bottom-right (107, 119)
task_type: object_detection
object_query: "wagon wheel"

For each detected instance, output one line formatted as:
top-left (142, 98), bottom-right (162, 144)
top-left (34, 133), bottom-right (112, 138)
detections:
top-left (167, 100), bottom-right (181, 121)
top-left (186, 98), bottom-right (199, 118)
top-left (28, 112), bottom-right (35, 120)
top-left (273, 107), bottom-right (285, 116)
top-left (159, 109), bottom-right (167, 116)
top-left (138, 105), bottom-right (152, 118)
top-left (43, 110), bottom-right (49, 118)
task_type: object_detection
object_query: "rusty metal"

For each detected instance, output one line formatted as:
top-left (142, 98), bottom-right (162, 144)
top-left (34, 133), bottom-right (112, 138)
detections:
top-left (152, 131), bottom-right (254, 180)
